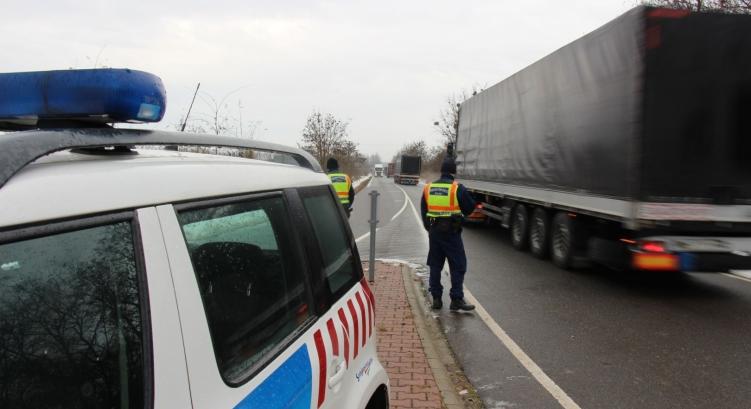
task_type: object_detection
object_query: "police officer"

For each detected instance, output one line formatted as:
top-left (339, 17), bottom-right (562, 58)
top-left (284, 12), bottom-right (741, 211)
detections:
top-left (327, 157), bottom-right (355, 218)
top-left (421, 157), bottom-right (476, 311)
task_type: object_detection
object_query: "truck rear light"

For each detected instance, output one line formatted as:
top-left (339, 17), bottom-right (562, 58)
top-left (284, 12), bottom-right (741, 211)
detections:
top-left (632, 240), bottom-right (678, 271)
top-left (639, 241), bottom-right (667, 253)
top-left (476, 203), bottom-right (483, 209)
top-left (632, 253), bottom-right (679, 271)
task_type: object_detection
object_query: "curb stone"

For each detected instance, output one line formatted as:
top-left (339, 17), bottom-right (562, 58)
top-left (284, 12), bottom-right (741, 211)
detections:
top-left (399, 263), bottom-right (485, 409)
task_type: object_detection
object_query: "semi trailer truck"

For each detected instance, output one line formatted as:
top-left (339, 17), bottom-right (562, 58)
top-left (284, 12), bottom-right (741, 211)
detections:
top-left (456, 6), bottom-right (751, 272)
top-left (387, 162), bottom-right (395, 178)
top-left (393, 155), bottom-right (421, 185)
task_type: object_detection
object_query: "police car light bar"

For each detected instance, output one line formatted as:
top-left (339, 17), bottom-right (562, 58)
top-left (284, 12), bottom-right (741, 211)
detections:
top-left (0, 68), bottom-right (166, 130)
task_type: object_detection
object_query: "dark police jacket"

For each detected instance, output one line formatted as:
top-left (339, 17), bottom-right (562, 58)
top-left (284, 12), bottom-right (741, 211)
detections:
top-left (420, 175), bottom-right (476, 231)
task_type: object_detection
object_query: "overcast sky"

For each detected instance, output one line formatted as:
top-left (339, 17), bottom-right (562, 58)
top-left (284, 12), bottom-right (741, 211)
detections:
top-left (2, 0), bottom-right (634, 161)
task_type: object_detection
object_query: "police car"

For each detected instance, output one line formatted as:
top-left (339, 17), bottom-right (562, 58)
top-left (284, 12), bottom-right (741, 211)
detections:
top-left (0, 69), bottom-right (389, 409)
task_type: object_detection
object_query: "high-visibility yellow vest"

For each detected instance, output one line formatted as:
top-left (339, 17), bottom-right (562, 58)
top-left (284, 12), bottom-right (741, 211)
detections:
top-left (328, 172), bottom-right (352, 205)
top-left (424, 182), bottom-right (461, 218)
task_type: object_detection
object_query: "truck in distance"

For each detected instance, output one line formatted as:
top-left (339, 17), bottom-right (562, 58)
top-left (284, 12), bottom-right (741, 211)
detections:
top-left (456, 6), bottom-right (751, 273)
top-left (393, 155), bottom-right (421, 185)
top-left (374, 163), bottom-right (384, 177)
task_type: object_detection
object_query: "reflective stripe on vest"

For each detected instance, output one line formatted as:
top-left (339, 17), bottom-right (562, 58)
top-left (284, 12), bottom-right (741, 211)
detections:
top-left (424, 182), bottom-right (461, 218)
top-left (328, 172), bottom-right (352, 204)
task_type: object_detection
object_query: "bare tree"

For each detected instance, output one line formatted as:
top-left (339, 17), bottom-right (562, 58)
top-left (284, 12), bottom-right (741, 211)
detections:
top-left (392, 140), bottom-right (451, 180)
top-left (197, 93), bottom-right (235, 136)
top-left (299, 111), bottom-right (348, 166)
top-left (174, 114), bottom-right (208, 134)
top-left (434, 86), bottom-right (485, 147)
top-left (422, 145), bottom-right (449, 180)
top-left (243, 120), bottom-right (262, 140)
top-left (334, 140), bottom-right (367, 178)
top-left (367, 153), bottom-right (382, 169)
top-left (299, 111), bottom-right (365, 176)
top-left (396, 140), bottom-right (429, 161)
top-left (639, 0), bottom-right (751, 13)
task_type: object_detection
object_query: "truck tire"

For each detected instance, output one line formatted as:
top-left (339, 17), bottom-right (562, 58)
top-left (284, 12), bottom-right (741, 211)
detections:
top-left (551, 212), bottom-right (577, 269)
top-left (510, 204), bottom-right (529, 251)
top-left (529, 208), bottom-right (550, 259)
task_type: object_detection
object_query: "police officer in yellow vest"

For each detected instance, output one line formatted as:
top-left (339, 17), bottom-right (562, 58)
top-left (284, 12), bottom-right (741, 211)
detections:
top-left (420, 157), bottom-right (476, 311)
top-left (327, 157), bottom-right (355, 218)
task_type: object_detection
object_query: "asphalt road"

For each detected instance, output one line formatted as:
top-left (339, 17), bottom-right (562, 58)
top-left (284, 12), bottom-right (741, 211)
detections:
top-left (349, 176), bottom-right (751, 409)
top-left (351, 176), bottom-right (428, 265)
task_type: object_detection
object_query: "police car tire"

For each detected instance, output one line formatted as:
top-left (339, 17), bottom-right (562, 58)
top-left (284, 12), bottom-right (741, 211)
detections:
top-left (551, 212), bottom-right (576, 269)
top-left (510, 204), bottom-right (529, 251)
top-left (529, 208), bottom-right (550, 259)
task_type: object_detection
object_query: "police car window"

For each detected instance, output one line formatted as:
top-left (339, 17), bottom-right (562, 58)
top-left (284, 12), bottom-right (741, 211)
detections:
top-left (0, 222), bottom-right (146, 409)
top-left (300, 188), bottom-right (359, 297)
top-left (182, 208), bottom-right (278, 250)
top-left (177, 196), bottom-right (310, 384)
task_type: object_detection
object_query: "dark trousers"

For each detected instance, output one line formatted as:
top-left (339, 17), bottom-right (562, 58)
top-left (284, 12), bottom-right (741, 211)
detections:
top-left (427, 229), bottom-right (467, 301)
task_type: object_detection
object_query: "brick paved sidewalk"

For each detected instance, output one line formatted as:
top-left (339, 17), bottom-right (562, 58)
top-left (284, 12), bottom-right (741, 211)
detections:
top-left (369, 262), bottom-right (444, 409)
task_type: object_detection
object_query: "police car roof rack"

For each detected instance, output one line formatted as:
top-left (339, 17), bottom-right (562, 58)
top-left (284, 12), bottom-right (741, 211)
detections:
top-left (0, 128), bottom-right (323, 190)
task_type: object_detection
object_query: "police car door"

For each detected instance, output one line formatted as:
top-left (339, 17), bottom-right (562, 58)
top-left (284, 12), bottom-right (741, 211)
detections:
top-left (155, 189), bottom-right (378, 409)
top-left (295, 186), bottom-right (383, 409)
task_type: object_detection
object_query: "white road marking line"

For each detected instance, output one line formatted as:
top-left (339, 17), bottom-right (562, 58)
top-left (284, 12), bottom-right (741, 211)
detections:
top-left (396, 184), bottom-right (424, 230)
top-left (355, 232), bottom-right (370, 242)
top-left (390, 188), bottom-right (411, 222)
top-left (722, 272), bottom-right (751, 284)
top-left (400, 183), bottom-right (582, 409)
top-left (353, 177), bottom-right (369, 191)
top-left (356, 180), bottom-right (403, 243)
top-left (355, 229), bottom-right (378, 243)
top-left (462, 290), bottom-right (581, 409)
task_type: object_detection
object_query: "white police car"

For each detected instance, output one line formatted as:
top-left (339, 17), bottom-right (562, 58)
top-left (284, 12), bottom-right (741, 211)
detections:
top-left (0, 69), bottom-right (389, 409)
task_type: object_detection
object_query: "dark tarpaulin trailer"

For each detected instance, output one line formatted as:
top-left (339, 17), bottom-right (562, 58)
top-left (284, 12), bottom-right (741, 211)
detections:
top-left (397, 155), bottom-right (421, 176)
top-left (457, 6), bottom-right (751, 210)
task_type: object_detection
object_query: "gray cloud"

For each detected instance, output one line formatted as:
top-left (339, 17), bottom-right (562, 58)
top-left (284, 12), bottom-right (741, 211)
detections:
top-left (1, 0), bottom-right (633, 160)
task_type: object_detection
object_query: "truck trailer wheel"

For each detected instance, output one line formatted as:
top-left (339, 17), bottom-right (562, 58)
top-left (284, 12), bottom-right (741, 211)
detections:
top-left (529, 208), bottom-right (550, 259)
top-left (551, 212), bottom-right (577, 269)
top-left (510, 204), bottom-right (529, 250)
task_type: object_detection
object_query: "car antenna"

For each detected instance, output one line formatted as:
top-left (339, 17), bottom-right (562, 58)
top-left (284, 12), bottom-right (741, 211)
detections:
top-left (180, 82), bottom-right (201, 132)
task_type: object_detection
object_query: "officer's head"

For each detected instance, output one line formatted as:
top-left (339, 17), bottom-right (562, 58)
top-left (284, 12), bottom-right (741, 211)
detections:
top-left (440, 157), bottom-right (457, 176)
top-left (326, 157), bottom-right (339, 172)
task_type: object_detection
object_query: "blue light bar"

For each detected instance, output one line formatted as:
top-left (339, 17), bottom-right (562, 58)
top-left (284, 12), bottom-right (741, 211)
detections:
top-left (0, 68), bottom-right (166, 129)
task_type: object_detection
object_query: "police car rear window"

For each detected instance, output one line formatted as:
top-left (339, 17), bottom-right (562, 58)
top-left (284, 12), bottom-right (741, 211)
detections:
top-left (0, 221), bottom-right (146, 408)
top-left (177, 196), bottom-right (311, 384)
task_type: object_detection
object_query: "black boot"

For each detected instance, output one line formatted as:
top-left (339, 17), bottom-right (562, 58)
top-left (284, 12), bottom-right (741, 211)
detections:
top-left (432, 297), bottom-right (443, 310)
top-left (450, 298), bottom-right (475, 311)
